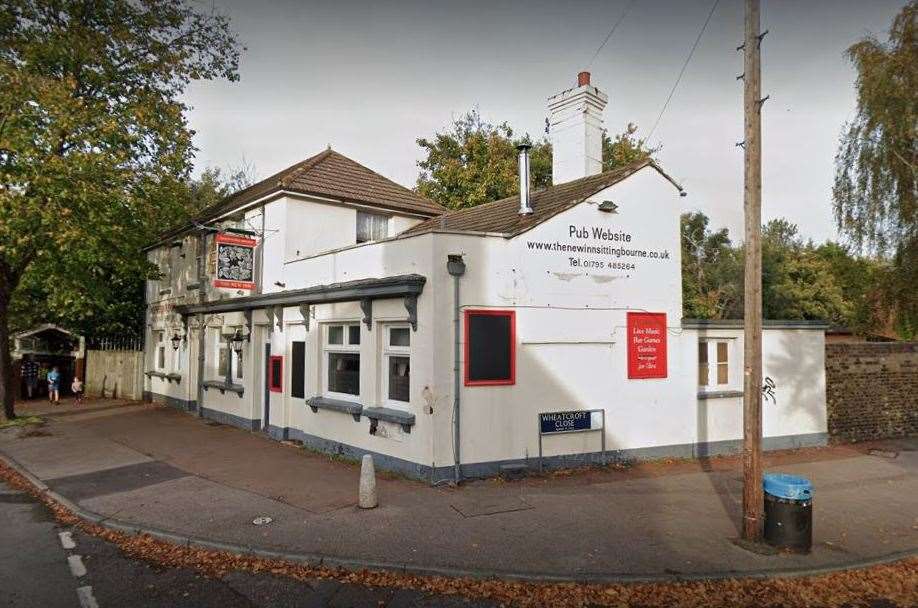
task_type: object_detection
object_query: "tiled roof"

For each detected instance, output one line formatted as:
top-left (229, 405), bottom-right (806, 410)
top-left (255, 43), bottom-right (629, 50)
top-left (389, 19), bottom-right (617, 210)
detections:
top-left (147, 149), bottom-right (443, 248)
top-left (200, 148), bottom-right (445, 221)
top-left (400, 159), bottom-right (681, 238)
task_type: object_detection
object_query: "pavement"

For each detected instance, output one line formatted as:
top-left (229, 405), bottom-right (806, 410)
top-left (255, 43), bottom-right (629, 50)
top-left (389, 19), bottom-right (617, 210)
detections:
top-left (1, 397), bottom-right (916, 582)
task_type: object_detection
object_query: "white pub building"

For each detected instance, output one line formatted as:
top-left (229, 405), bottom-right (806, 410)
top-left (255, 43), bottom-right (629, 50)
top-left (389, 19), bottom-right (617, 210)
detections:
top-left (144, 73), bottom-right (828, 481)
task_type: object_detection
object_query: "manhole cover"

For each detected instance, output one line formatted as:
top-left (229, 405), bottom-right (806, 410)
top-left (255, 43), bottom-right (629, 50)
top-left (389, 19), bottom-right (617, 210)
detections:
top-left (252, 516), bottom-right (273, 526)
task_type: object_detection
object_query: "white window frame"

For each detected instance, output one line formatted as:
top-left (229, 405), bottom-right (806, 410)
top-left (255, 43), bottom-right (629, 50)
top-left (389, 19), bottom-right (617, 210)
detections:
top-left (213, 327), bottom-right (243, 380)
top-left (155, 331), bottom-right (166, 371)
top-left (356, 211), bottom-right (389, 244)
top-left (323, 322), bottom-right (361, 400)
top-left (381, 324), bottom-right (411, 407)
top-left (213, 329), bottom-right (229, 378)
top-left (172, 332), bottom-right (183, 373)
top-left (697, 338), bottom-right (737, 391)
top-left (234, 346), bottom-right (243, 380)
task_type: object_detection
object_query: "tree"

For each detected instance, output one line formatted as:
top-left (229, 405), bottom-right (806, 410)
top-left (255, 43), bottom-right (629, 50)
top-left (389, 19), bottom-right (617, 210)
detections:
top-left (680, 213), bottom-right (874, 329)
top-left (760, 220), bottom-right (849, 324)
top-left (0, 0), bottom-right (242, 420)
top-left (415, 110), bottom-right (550, 210)
top-left (416, 110), bottom-right (657, 210)
top-left (602, 123), bottom-right (660, 172)
top-left (833, 1), bottom-right (917, 336)
top-left (7, 165), bottom-right (253, 344)
top-left (812, 241), bottom-right (887, 334)
top-left (185, 163), bottom-right (257, 216)
top-left (680, 212), bottom-right (743, 319)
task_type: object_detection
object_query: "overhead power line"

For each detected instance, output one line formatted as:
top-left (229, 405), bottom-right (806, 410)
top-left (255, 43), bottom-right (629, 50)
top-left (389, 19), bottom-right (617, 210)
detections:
top-left (586, 0), bottom-right (637, 70)
top-left (646, 0), bottom-right (721, 141)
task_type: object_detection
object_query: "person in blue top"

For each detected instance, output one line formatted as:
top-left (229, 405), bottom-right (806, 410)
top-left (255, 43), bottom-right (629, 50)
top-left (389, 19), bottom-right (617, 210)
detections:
top-left (47, 366), bottom-right (61, 405)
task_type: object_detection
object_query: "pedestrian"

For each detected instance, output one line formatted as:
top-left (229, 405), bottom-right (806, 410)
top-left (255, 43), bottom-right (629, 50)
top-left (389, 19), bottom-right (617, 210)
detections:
top-left (71, 376), bottom-right (84, 406)
top-left (47, 366), bottom-right (61, 405)
top-left (21, 355), bottom-right (38, 399)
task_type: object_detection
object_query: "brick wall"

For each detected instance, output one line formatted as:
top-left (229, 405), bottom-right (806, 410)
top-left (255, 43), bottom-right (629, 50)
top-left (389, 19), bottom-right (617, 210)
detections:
top-left (825, 342), bottom-right (918, 443)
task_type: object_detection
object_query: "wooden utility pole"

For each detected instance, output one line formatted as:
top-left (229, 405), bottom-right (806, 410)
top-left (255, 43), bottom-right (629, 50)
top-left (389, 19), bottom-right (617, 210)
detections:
top-left (742, 0), bottom-right (764, 541)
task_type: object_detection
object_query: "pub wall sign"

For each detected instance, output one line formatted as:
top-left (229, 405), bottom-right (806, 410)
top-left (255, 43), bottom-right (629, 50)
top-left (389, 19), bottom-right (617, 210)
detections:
top-left (214, 233), bottom-right (257, 290)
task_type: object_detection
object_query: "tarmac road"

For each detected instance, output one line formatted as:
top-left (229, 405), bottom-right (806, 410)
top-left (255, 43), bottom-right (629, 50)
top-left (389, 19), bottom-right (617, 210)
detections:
top-left (0, 480), bottom-right (494, 608)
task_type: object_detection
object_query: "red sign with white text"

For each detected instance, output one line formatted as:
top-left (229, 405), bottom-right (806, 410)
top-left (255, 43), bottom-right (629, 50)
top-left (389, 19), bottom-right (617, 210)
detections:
top-left (627, 312), bottom-right (667, 379)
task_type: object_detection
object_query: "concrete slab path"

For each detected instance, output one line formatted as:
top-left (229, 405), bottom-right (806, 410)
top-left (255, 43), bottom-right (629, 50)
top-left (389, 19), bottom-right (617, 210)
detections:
top-left (2, 398), bottom-right (915, 581)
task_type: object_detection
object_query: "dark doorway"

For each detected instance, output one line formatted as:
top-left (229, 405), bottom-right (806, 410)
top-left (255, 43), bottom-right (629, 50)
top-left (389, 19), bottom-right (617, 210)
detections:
top-left (18, 355), bottom-right (76, 400)
top-left (291, 341), bottom-right (305, 399)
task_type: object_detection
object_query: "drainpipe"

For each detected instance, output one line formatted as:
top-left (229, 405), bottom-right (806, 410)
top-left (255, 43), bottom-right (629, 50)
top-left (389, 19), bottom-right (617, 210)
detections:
top-left (446, 254), bottom-right (466, 484)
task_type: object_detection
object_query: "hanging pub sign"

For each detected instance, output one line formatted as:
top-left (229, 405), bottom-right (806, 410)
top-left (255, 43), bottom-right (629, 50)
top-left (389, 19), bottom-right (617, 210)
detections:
top-left (627, 312), bottom-right (667, 379)
top-left (214, 233), bottom-right (257, 290)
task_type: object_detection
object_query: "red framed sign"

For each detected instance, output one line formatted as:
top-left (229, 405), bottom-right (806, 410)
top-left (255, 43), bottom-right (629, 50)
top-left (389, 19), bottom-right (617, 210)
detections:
top-left (464, 310), bottom-right (516, 386)
top-left (214, 233), bottom-right (257, 290)
top-left (268, 356), bottom-right (283, 392)
top-left (627, 312), bottom-right (667, 379)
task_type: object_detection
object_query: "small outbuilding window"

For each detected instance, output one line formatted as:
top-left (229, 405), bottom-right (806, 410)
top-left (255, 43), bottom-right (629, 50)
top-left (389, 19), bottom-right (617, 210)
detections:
top-left (698, 339), bottom-right (732, 388)
top-left (325, 323), bottom-right (361, 397)
top-left (382, 325), bottom-right (410, 403)
top-left (464, 310), bottom-right (515, 386)
top-left (356, 211), bottom-right (389, 243)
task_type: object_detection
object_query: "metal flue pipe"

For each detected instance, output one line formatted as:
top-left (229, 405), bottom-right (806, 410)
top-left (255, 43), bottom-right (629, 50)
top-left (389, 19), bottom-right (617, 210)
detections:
top-left (517, 144), bottom-right (533, 215)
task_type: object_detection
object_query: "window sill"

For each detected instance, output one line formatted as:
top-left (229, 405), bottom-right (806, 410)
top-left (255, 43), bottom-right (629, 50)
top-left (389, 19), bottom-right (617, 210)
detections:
top-left (306, 396), bottom-right (363, 422)
top-left (203, 380), bottom-right (244, 396)
top-left (697, 389), bottom-right (744, 400)
top-left (146, 371), bottom-right (182, 384)
top-left (363, 406), bottom-right (415, 433)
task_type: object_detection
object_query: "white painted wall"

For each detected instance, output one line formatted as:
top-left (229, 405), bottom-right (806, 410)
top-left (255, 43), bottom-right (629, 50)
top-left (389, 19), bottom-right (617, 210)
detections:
top-left (145, 164), bottom-right (827, 475)
top-left (283, 198), bottom-right (356, 263)
top-left (688, 327), bottom-right (828, 447)
top-left (282, 235), bottom-right (438, 467)
top-left (278, 165), bottom-right (826, 471)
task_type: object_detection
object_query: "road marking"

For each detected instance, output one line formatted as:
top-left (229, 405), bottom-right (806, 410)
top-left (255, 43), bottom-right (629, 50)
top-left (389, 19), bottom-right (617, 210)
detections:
top-left (59, 531), bottom-right (76, 550)
top-left (68, 555), bottom-right (87, 578)
top-left (76, 586), bottom-right (99, 608)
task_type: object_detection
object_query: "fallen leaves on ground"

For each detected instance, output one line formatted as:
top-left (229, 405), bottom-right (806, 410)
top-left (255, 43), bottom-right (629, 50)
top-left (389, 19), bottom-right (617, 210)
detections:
top-left (1, 460), bottom-right (914, 607)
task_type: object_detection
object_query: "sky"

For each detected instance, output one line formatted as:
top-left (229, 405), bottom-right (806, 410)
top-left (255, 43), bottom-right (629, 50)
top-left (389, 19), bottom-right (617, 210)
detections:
top-left (182, 0), bottom-right (907, 244)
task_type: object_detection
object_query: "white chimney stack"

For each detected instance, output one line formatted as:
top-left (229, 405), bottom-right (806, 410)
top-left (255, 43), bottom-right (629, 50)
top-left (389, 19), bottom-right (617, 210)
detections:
top-left (547, 71), bottom-right (608, 185)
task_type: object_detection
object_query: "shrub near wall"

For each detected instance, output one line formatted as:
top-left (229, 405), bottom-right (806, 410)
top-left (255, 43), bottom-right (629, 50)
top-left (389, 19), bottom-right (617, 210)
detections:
top-left (825, 343), bottom-right (918, 442)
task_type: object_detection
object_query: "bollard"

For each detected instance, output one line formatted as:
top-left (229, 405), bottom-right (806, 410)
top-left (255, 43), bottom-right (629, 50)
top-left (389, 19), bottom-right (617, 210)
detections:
top-left (358, 454), bottom-right (378, 509)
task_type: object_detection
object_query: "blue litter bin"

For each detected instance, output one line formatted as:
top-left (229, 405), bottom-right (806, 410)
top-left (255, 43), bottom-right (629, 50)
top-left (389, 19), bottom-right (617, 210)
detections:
top-left (763, 473), bottom-right (812, 552)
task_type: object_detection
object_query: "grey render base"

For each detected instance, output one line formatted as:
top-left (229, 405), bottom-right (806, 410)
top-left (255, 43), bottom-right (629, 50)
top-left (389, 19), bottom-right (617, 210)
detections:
top-left (144, 391), bottom-right (197, 413)
top-left (145, 391), bottom-right (827, 483)
top-left (143, 390), bottom-right (259, 431)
